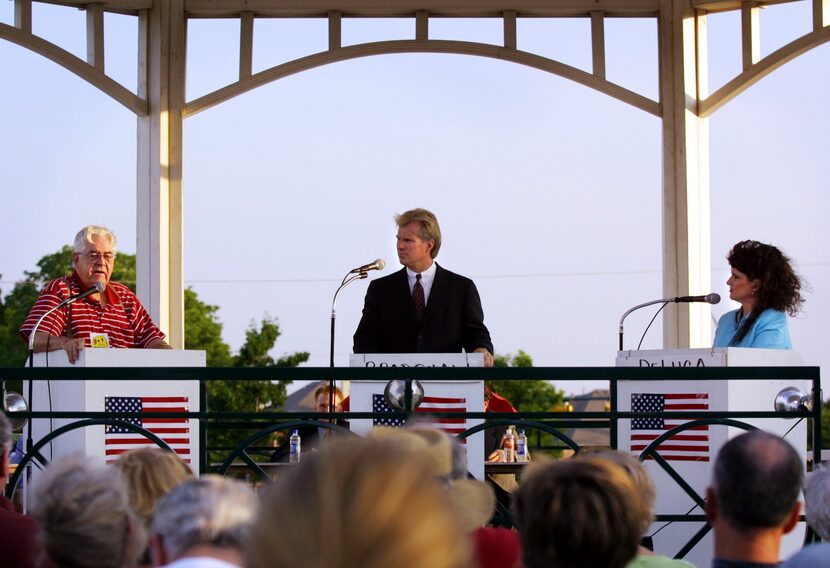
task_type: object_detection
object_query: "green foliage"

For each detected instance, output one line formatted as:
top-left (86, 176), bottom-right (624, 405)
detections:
top-left (183, 288), bottom-right (233, 367)
top-left (487, 350), bottom-right (566, 458)
top-left (488, 350), bottom-right (565, 413)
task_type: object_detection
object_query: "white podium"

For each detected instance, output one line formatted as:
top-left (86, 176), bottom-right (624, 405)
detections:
top-left (616, 348), bottom-right (809, 566)
top-left (349, 353), bottom-right (485, 479)
top-left (26, 348), bottom-right (205, 467)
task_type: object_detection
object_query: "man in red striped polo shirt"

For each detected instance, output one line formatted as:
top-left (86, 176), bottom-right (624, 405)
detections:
top-left (19, 225), bottom-right (171, 363)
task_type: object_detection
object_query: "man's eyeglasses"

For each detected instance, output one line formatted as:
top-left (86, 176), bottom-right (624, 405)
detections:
top-left (82, 251), bottom-right (116, 263)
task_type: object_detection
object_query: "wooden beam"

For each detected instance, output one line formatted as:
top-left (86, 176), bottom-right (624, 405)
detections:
top-left (328, 11), bottom-right (341, 49)
top-left (181, 0), bottom-right (660, 19)
top-left (14, 0), bottom-right (32, 33)
top-left (815, 0), bottom-right (830, 30)
top-left (658, 0), bottom-right (712, 348)
top-left (741, 1), bottom-right (760, 70)
top-left (503, 10), bottom-right (517, 48)
top-left (240, 11), bottom-right (253, 79)
top-left (185, 39), bottom-right (661, 118)
top-left (416, 10), bottom-right (428, 40)
top-left (137, 0), bottom-right (186, 349)
top-left (86, 4), bottom-right (105, 71)
top-left (591, 11), bottom-right (606, 78)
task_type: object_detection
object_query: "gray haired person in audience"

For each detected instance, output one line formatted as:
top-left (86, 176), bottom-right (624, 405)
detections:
top-left (149, 475), bottom-right (257, 568)
top-left (32, 455), bottom-right (145, 568)
top-left (0, 411), bottom-right (49, 568)
top-left (706, 430), bottom-right (803, 568)
top-left (779, 464), bottom-right (830, 568)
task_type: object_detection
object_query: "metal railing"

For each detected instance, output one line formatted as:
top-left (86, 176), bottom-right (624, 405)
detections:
top-left (2, 364), bottom-right (821, 557)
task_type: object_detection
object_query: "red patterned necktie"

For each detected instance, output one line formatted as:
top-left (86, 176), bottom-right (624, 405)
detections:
top-left (413, 273), bottom-right (425, 322)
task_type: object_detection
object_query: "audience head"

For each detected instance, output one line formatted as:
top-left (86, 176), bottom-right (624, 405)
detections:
top-left (313, 383), bottom-right (344, 413)
top-left (247, 437), bottom-right (473, 568)
top-left (0, 410), bottom-right (11, 453)
top-left (395, 208), bottom-right (442, 258)
top-left (513, 458), bottom-right (644, 568)
top-left (0, 411), bottom-right (11, 484)
top-left (370, 426), bottom-right (495, 531)
top-left (804, 464), bottom-right (830, 540)
top-left (114, 448), bottom-right (194, 527)
top-left (709, 430), bottom-right (803, 532)
top-left (581, 449), bottom-right (656, 536)
top-left (32, 455), bottom-right (145, 568)
top-left (151, 475), bottom-right (256, 565)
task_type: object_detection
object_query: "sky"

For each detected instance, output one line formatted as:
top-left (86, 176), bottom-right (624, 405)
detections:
top-left (1, 1), bottom-right (828, 398)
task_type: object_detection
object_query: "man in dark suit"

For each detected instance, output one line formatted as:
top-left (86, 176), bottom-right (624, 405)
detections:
top-left (353, 208), bottom-right (494, 366)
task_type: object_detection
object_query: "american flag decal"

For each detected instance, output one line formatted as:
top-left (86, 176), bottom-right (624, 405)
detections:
top-left (631, 392), bottom-right (709, 462)
top-left (373, 394), bottom-right (467, 438)
top-left (104, 396), bottom-right (191, 463)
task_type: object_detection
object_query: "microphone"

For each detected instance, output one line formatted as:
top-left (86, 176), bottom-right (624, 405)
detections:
top-left (618, 292), bottom-right (720, 350)
top-left (349, 259), bottom-right (386, 274)
top-left (68, 281), bottom-right (106, 302)
top-left (28, 281), bottom-right (106, 353)
top-left (672, 293), bottom-right (721, 304)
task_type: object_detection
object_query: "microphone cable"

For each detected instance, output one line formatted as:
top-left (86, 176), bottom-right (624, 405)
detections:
top-left (637, 302), bottom-right (668, 350)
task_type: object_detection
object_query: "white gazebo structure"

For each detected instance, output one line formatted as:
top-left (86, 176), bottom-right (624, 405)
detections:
top-left (3, 0), bottom-right (827, 348)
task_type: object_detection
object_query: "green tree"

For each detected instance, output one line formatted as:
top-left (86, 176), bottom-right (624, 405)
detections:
top-left (488, 350), bottom-right (565, 413)
top-left (487, 350), bottom-right (566, 457)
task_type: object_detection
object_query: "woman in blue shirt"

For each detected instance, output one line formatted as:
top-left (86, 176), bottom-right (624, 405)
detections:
top-left (713, 240), bottom-right (804, 349)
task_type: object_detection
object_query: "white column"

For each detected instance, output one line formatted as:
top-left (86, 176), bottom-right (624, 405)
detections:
top-left (136, 0), bottom-right (185, 348)
top-left (659, 0), bottom-right (712, 348)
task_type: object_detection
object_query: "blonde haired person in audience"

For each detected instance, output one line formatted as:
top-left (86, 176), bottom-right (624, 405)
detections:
top-left (247, 437), bottom-right (473, 568)
top-left (115, 448), bottom-right (194, 567)
top-left (32, 455), bottom-right (145, 568)
top-left (580, 450), bottom-right (694, 568)
top-left (114, 448), bottom-right (194, 526)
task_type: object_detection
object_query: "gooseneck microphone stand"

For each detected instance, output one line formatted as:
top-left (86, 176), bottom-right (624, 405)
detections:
top-left (25, 299), bottom-right (70, 511)
top-left (24, 281), bottom-right (104, 510)
top-left (328, 270), bottom-right (369, 410)
top-left (618, 293), bottom-right (721, 350)
top-left (618, 298), bottom-right (669, 351)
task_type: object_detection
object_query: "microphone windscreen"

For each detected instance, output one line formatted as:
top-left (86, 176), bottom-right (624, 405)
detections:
top-left (94, 281), bottom-right (106, 293)
top-left (707, 293), bottom-right (721, 304)
top-left (376, 259), bottom-right (386, 271)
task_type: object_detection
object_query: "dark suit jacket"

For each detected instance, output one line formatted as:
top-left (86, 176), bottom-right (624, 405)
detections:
top-left (353, 264), bottom-right (493, 355)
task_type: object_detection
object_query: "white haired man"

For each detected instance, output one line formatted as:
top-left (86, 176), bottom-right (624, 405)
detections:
top-left (20, 225), bottom-right (170, 363)
top-left (150, 475), bottom-right (257, 568)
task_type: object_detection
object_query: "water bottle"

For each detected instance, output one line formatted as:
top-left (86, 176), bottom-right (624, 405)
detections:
top-left (289, 429), bottom-right (301, 463)
top-left (516, 428), bottom-right (528, 463)
top-left (502, 426), bottom-right (515, 463)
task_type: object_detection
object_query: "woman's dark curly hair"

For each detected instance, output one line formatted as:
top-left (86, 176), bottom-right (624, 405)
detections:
top-left (727, 240), bottom-right (804, 344)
